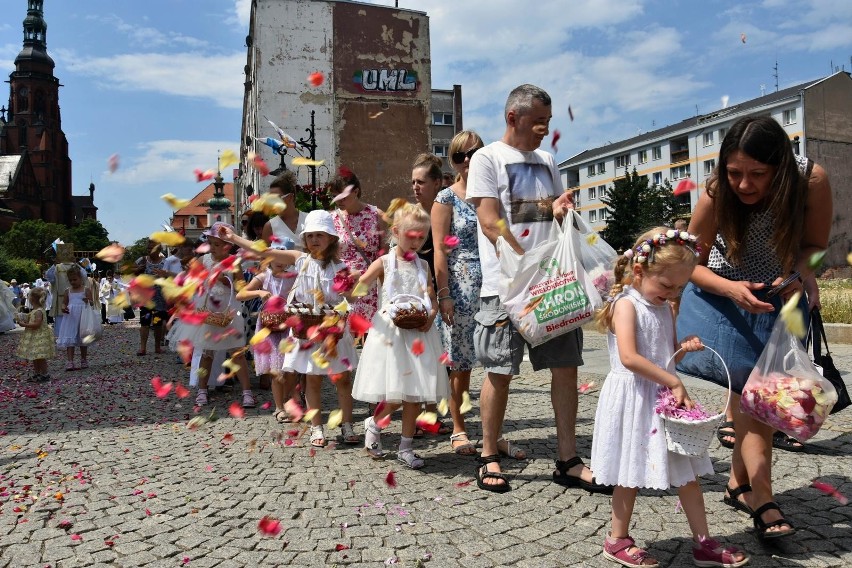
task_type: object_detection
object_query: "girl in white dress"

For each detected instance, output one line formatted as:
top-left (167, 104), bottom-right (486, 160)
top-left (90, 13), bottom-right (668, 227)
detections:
top-left (591, 227), bottom-right (748, 568)
top-left (56, 265), bottom-right (96, 371)
top-left (220, 210), bottom-right (359, 448)
top-left (352, 203), bottom-right (449, 469)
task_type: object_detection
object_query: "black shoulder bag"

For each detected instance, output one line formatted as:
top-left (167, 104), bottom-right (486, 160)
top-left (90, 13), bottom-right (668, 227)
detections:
top-left (809, 308), bottom-right (850, 414)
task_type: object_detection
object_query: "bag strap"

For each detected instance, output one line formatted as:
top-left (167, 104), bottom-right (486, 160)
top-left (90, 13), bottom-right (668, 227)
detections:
top-left (384, 249), bottom-right (432, 312)
top-left (810, 307), bottom-right (832, 359)
top-left (202, 275), bottom-right (233, 313)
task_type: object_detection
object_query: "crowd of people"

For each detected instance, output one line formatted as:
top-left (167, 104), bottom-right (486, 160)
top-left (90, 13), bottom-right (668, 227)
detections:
top-left (4, 83), bottom-right (836, 568)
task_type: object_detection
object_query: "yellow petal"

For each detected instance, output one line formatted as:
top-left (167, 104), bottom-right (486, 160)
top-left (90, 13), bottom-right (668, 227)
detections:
top-left (96, 243), bottom-right (126, 263)
top-left (278, 337), bottom-right (297, 354)
top-left (303, 409), bottom-right (319, 423)
top-left (250, 327), bottom-right (271, 345)
top-left (291, 157), bottom-right (325, 167)
top-left (326, 409), bottom-right (343, 430)
top-left (848, 252), bottom-right (852, 265)
top-left (333, 298), bottom-right (349, 314)
top-left (134, 274), bottom-right (156, 288)
top-left (150, 231), bottom-right (186, 247)
top-left (780, 291), bottom-right (806, 339)
top-left (251, 194), bottom-right (287, 216)
top-left (250, 240), bottom-right (269, 252)
top-left (437, 398), bottom-right (448, 417)
top-left (495, 219), bottom-right (507, 235)
top-left (351, 282), bottom-right (369, 298)
top-left (219, 149), bottom-right (238, 170)
top-left (416, 411), bottom-right (437, 425)
top-left (459, 391), bottom-right (473, 414)
top-left (310, 349), bottom-right (330, 369)
top-left (161, 193), bottom-right (191, 211)
top-left (586, 233), bottom-right (599, 246)
top-left (111, 292), bottom-right (130, 309)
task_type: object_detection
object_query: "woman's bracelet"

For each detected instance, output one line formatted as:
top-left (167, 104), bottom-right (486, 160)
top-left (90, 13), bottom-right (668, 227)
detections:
top-left (436, 286), bottom-right (450, 296)
top-left (438, 296), bottom-right (453, 302)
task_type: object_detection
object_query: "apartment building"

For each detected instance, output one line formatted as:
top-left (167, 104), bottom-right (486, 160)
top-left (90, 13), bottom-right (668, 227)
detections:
top-left (430, 85), bottom-right (463, 174)
top-left (558, 71), bottom-right (852, 266)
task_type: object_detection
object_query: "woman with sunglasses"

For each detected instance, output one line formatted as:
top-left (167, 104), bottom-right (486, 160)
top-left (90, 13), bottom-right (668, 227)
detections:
top-left (432, 131), bottom-right (488, 455)
top-left (329, 167), bottom-right (387, 323)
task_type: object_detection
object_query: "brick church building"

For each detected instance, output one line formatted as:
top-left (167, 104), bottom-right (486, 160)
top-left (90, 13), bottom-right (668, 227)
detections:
top-left (0, 0), bottom-right (96, 233)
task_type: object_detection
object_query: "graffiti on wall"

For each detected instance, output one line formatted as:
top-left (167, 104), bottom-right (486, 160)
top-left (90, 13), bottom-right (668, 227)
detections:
top-left (353, 69), bottom-right (419, 92)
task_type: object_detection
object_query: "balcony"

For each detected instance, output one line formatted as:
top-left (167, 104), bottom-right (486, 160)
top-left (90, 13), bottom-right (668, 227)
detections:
top-left (670, 149), bottom-right (690, 163)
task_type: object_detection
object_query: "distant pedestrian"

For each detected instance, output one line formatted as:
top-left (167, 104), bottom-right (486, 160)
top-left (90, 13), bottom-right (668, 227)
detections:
top-left (591, 227), bottom-right (749, 568)
top-left (55, 265), bottom-right (96, 371)
top-left (15, 287), bottom-right (55, 382)
top-left (134, 239), bottom-right (169, 355)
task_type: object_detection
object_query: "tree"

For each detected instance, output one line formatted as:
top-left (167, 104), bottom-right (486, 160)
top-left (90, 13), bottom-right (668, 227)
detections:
top-left (600, 168), bottom-right (645, 251)
top-left (640, 179), bottom-right (690, 230)
top-left (0, 220), bottom-right (69, 262)
top-left (120, 238), bottom-right (150, 276)
top-left (69, 219), bottom-right (111, 253)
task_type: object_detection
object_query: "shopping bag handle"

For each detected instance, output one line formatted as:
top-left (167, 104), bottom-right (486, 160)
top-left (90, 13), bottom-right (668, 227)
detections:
top-left (666, 345), bottom-right (732, 419)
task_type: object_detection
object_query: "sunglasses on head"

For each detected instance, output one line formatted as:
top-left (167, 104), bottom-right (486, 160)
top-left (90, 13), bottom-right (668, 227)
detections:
top-left (451, 147), bottom-right (480, 164)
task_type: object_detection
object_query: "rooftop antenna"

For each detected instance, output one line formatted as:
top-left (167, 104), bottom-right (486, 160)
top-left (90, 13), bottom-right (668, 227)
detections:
top-left (773, 60), bottom-right (779, 92)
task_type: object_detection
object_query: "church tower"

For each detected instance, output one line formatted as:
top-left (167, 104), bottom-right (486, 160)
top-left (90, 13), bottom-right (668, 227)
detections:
top-left (0, 0), bottom-right (73, 227)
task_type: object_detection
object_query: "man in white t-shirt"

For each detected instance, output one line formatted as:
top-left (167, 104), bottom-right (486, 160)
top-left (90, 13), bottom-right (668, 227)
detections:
top-left (468, 84), bottom-right (610, 494)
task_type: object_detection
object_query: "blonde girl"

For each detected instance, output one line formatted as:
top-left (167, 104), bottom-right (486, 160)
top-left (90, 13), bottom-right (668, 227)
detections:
top-left (16, 287), bottom-right (55, 382)
top-left (591, 228), bottom-right (748, 568)
top-left (221, 210), bottom-right (359, 448)
top-left (55, 265), bottom-right (96, 371)
top-left (235, 255), bottom-right (298, 423)
top-left (352, 201), bottom-right (449, 469)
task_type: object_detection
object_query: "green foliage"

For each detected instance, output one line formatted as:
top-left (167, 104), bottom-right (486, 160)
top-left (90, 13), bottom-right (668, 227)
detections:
top-left (69, 219), bottom-right (111, 253)
top-left (121, 238), bottom-right (151, 275)
top-left (6, 257), bottom-right (42, 284)
top-left (0, 220), bottom-right (69, 262)
top-left (818, 278), bottom-right (852, 324)
top-left (600, 169), bottom-right (691, 251)
top-left (294, 186), bottom-right (330, 212)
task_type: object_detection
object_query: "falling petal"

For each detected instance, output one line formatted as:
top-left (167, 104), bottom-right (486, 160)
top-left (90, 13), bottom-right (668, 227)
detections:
top-left (385, 471), bottom-right (397, 488)
top-left (495, 219), bottom-right (507, 235)
top-left (107, 153), bottom-right (120, 173)
top-left (847, 252), bottom-right (852, 265)
top-left (459, 391), bottom-right (472, 414)
top-left (578, 381), bottom-right (595, 393)
top-left (150, 231), bottom-right (186, 247)
top-left (250, 328), bottom-right (272, 345)
top-left (96, 243), bottom-right (126, 263)
top-left (348, 313), bottom-right (372, 337)
top-left (247, 151), bottom-right (270, 176)
top-left (674, 179), bottom-right (697, 196)
top-left (292, 157), bottom-right (325, 167)
top-left (303, 409), bottom-right (319, 423)
top-left (285, 399), bottom-right (304, 422)
top-left (568, 105), bottom-right (574, 121)
top-left (327, 409), bottom-right (343, 430)
top-left (161, 193), bottom-right (191, 211)
top-left (151, 376), bottom-right (173, 398)
top-left (175, 384), bottom-right (190, 399)
top-left (780, 291), bottom-right (806, 338)
top-left (740, 32), bottom-right (747, 43)
top-left (443, 235), bottom-right (460, 248)
top-left (586, 233), bottom-right (598, 246)
top-left (438, 351), bottom-right (453, 367)
top-left (812, 480), bottom-right (849, 505)
top-left (229, 402), bottom-right (246, 419)
top-left (551, 129), bottom-right (561, 152)
top-left (257, 516), bottom-right (282, 536)
top-left (351, 281), bottom-right (370, 298)
top-left (519, 229), bottom-right (530, 238)
top-left (437, 398), bottom-right (448, 416)
top-left (376, 414), bottom-right (392, 429)
top-left (807, 251), bottom-right (826, 270)
top-left (219, 149), bottom-right (238, 170)
top-left (411, 339), bottom-right (425, 356)
top-left (307, 71), bottom-right (325, 86)
top-left (369, 111), bottom-right (384, 119)
top-left (194, 168), bottom-right (216, 182)
top-left (402, 251), bottom-right (416, 262)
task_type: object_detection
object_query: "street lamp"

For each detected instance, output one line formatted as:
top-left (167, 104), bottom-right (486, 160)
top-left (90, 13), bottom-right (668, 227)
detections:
top-left (254, 110), bottom-right (320, 209)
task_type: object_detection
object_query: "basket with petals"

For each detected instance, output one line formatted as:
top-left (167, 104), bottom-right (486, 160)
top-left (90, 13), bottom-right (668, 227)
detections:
top-left (202, 280), bottom-right (235, 327)
top-left (258, 310), bottom-right (288, 331)
top-left (284, 303), bottom-right (347, 339)
top-left (657, 346), bottom-right (731, 457)
top-left (386, 294), bottom-right (429, 330)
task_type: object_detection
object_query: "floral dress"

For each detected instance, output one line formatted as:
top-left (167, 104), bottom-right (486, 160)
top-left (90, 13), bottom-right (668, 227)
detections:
top-left (16, 308), bottom-right (56, 360)
top-left (332, 205), bottom-right (383, 321)
top-left (434, 187), bottom-right (482, 370)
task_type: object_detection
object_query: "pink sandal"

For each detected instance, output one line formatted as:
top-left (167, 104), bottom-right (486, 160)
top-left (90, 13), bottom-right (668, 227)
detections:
top-left (602, 536), bottom-right (659, 567)
top-left (693, 536), bottom-right (749, 568)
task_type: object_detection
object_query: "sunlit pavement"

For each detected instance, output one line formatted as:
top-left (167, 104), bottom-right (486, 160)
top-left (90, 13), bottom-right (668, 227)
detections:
top-left (1, 322), bottom-right (850, 567)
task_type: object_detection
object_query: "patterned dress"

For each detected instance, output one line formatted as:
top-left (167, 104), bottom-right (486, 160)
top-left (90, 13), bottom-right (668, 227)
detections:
top-left (332, 205), bottom-right (383, 321)
top-left (590, 287), bottom-right (713, 489)
top-left (434, 187), bottom-right (482, 370)
top-left (251, 269), bottom-right (297, 374)
top-left (16, 308), bottom-right (56, 360)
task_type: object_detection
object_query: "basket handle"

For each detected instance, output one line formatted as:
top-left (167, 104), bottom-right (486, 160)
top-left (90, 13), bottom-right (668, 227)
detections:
top-left (665, 345), bottom-right (732, 420)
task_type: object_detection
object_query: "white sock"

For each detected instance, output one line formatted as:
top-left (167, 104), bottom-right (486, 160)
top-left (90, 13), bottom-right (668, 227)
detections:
top-left (399, 436), bottom-right (413, 453)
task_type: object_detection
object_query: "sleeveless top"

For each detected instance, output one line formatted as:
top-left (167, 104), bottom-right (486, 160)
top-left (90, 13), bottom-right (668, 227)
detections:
top-left (607, 286), bottom-right (675, 375)
top-left (269, 212), bottom-right (307, 251)
top-left (707, 154), bottom-right (810, 283)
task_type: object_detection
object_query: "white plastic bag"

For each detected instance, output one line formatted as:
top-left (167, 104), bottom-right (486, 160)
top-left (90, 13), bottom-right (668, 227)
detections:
top-left (496, 218), bottom-right (602, 347)
top-left (572, 211), bottom-right (618, 298)
top-left (79, 305), bottom-right (103, 342)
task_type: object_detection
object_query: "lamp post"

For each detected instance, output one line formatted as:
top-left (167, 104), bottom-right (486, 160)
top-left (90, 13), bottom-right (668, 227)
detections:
top-left (259, 110), bottom-right (319, 209)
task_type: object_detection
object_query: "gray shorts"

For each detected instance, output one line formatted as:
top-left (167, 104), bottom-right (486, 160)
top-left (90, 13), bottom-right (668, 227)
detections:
top-left (473, 295), bottom-right (583, 376)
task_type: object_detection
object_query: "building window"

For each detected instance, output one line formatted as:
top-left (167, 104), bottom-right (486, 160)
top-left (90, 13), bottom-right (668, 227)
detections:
top-left (589, 210), bottom-right (597, 223)
top-left (703, 159), bottom-right (716, 176)
top-left (652, 172), bottom-right (663, 185)
top-left (702, 132), bottom-right (714, 147)
top-left (783, 109), bottom-right (797, 125)
top-left (719, 127), bottom-right (727, 141)
top-left (652, 146), bottom-right (662, 160)
top-left (615, 154), bottom-right (630, 169)
top-left (670, 165), bottom-right (691, 180)
top-left (588, 187), bottom-right (596, 200)
top-left (638, 149), bottom-right (648, 164)
top-left (572, 190), bottom-right (580, 207)
top-left (587, 165), bottom-right (595, 177)
top-left (600, 208), bottom-right (608, 220)
top-left (598, 185), bottom-right (606, 199)
top-left (433, 145), bottom-right (448, 157)
top-left (432, 112), bottom-right (454, 125)
top-left (597, 161), bottom-right (605, 174)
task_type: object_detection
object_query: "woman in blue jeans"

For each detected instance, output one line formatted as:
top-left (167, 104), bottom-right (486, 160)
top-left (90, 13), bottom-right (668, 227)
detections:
top-left (676, 116), bottom-right (832, 539)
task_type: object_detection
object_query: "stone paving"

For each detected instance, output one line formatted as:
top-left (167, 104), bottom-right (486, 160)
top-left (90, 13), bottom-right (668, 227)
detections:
top-left (0, 322), bottom-right (850, 567)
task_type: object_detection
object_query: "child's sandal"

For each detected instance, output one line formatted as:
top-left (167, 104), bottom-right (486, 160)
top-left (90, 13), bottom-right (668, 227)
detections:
top-left (309, 425), bottom-right (326, 448)
top-left (363, 417), bottom-right (385, 458)
top-left (397, 448), bottom-right (425, 470)
top-left (602, 536), bottom-right (659, 567)
top-left (692, 536), bottom-right (749, 568)
top-left (341, 422), bottom-right (360, 445)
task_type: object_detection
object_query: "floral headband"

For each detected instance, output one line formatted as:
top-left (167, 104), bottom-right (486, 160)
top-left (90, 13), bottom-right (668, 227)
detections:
top-left (623, 229), bottom-right (701, 264)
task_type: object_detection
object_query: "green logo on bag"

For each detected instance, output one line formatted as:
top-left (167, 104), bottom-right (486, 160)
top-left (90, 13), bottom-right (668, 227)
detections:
top-left (534, 279), bottom-right (591, 324)
top-left (538, 257), bottom-right (559, 276)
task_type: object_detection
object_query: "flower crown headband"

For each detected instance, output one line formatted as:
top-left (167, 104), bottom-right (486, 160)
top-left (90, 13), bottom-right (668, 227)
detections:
top-left (623, 229), bottom-right (701, 264)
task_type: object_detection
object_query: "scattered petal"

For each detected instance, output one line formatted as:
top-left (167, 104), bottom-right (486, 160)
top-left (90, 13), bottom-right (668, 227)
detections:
top-left (307, 71), bottom-right (325, 86)
top-left (780, 291), bottom-right (806, 338)
top-left (229, 402), bottom-right (246, 419)
top-left (161, 193), bottom-right (191, 211)
top-left (327, 409), bottom-right (343, 430)
top-left (96, 243), bottom-right (126, 263)
top-left (674, 179), bottom-right (697, 196)
top-left (107, 153), bottom-right (120, 173)
top-left (459, 391), bottom-right (472, 414)
top-left (292, 156), bottom-right (325, 167)
top-left (70, 534), bottom-right (82, 541)
top-left (411, 339), bottom-right (425, 356)
top-left (258, 516), bottom-right (282, 536)
top-left (385, 471), bottom-right (397, 488)
top-left (578, 381), bottom-right (595, 393)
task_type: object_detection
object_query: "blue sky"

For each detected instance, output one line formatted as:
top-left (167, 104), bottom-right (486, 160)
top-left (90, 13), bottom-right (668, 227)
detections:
top-left (1, 0), bottom-right (850, 246)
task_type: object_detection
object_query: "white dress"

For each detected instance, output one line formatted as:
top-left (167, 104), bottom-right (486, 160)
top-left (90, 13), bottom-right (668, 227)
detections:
top-left (590, 286), bottom-right (713, 490)
top-left (352, 252), bottom-right (449, 404)
top-left (56, 290), bottom-right (88, 348)
top-left (281, 255), bottom-right (359, 375)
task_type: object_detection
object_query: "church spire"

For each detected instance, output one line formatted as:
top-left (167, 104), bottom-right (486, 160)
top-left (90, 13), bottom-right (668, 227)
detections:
top-left (16, 0), bottom-right (54, 69)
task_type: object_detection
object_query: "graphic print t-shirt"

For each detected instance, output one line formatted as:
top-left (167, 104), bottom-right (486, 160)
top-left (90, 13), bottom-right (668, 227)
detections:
top-left (467, 141), bottom-right (562, 297)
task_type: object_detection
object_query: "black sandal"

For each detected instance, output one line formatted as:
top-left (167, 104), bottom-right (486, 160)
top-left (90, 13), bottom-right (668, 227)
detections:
top-left (475, 454), bottom-right (511, 493)
top-left (772, 431), bottom-right (805, 452)
top-left (553, 456), bottom-right (614, 495)
top-left (716, 420), bottom-right (735, 449)
top-left (752, 502), bottom-right (796, 539)
top-left (723, 483), bottom-right (753, 514)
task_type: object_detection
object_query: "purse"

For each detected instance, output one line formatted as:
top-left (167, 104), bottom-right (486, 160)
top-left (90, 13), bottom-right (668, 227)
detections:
top-left (383, 250), bottom-right (430, 329)
top-left (808, 307), bottom-right (850, 414)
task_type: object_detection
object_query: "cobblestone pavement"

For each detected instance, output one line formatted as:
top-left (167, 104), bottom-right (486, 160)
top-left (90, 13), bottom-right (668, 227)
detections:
top-left (0, 322), bottom-right (850, 567)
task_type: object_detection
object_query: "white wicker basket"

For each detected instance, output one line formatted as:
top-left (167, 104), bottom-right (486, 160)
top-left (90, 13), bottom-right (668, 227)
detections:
top-left (659, 346), bottom-right (731, 457)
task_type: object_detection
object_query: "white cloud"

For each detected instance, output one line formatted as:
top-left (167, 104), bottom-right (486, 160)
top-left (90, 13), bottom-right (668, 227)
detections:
top-left (59, 50), bottom-right (245, 109)
top-left (234, 0), bottom-right (252, 30)
top-left (87, 14), bottom-right (211, 49)
top-left (107, 139), bottom-right (237, 185)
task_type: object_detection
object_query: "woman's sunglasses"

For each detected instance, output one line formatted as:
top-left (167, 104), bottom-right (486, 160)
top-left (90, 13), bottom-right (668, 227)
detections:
top-left (451, 147), bottom-right (480, 164)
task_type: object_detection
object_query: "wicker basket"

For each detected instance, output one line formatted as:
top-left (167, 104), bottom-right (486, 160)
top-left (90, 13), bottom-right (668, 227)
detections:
top-left (258, 310), bottom-right (288, 331)
top-left (284, 304), bottom-right (346, 339)
top-left (392, 306), bottom-right (428, 330)
top-left (204, 310), bottom-right (234, 327)
top-left (659, 346), bottom-right (731, 457)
